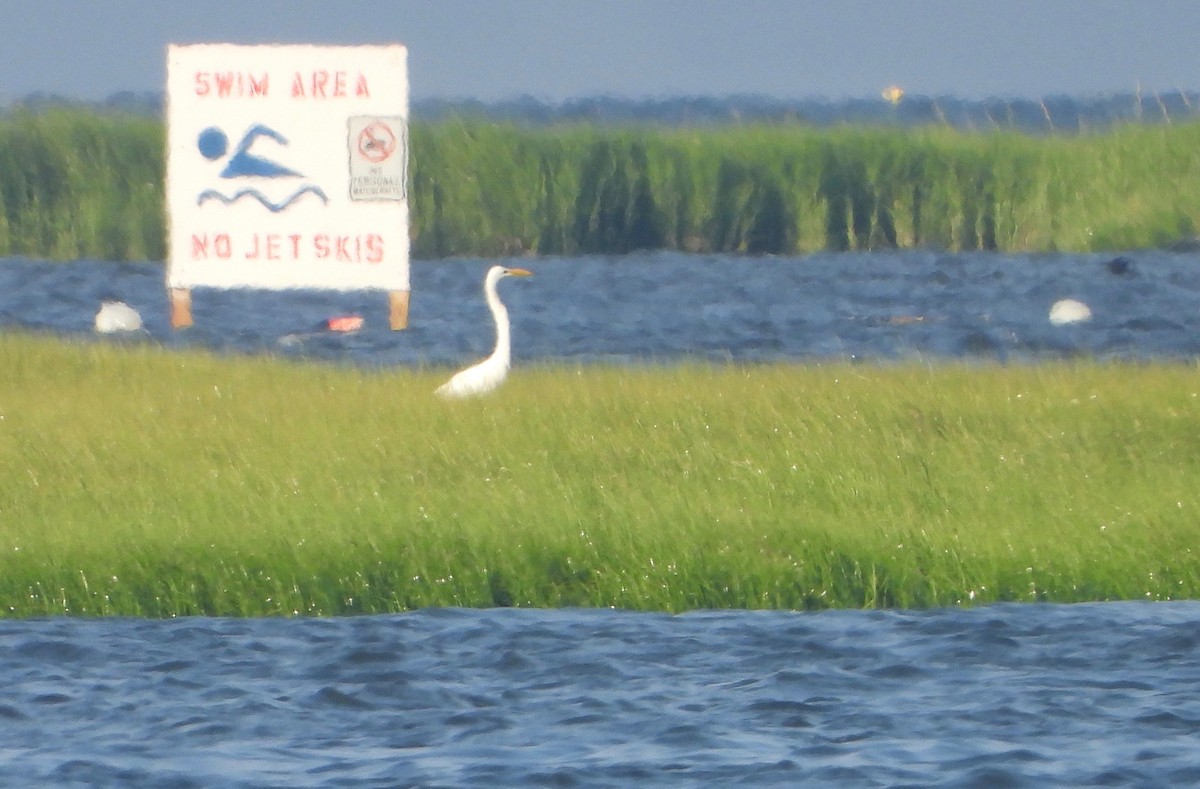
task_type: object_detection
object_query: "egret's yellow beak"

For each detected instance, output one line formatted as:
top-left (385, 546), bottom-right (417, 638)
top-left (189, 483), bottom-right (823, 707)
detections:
top-left (507, 267), bottom-right (533, 277)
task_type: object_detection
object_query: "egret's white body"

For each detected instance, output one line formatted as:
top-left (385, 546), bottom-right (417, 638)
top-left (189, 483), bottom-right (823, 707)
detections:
top-left (94, 300), bottom-right (143, 333)
top-left (436, 266), bottom-right (532, 398)
top-left (1049, 298), bottom-right (1092, 326)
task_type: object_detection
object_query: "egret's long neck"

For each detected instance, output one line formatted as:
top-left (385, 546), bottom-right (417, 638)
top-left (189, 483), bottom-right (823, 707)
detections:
top-left (485, 275), bottom-right (511, 364)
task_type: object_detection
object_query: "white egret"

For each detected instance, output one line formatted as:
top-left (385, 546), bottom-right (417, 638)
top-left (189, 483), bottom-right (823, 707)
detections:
top-left (94, 300), bottom-right (143, 333)
top-left (1049, 298), bottom-right (1092, 326)
top-left (435, 265), bottom-right (533, 398)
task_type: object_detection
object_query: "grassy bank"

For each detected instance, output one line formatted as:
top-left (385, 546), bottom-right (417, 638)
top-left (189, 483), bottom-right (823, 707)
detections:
top-left (1, 332), bottom-right (1197, 617)
top-left (3, 109), bottom-right (1200, 261)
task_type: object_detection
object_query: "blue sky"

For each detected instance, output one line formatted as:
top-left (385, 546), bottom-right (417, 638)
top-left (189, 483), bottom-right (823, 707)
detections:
top-left (4, 0), bottom-right (1199, 104)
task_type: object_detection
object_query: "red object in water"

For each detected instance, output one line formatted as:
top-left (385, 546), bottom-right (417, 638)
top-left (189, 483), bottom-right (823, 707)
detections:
top-left (324, 315), bottom-right (364, 333)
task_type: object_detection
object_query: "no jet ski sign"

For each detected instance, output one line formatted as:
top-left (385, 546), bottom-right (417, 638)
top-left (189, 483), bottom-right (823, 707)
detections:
top-left (165, 43), bottom-right (410, 328)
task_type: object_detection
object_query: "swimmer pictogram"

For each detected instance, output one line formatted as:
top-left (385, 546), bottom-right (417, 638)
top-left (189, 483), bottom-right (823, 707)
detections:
top-left (196, 123), bottom-right (328, 211)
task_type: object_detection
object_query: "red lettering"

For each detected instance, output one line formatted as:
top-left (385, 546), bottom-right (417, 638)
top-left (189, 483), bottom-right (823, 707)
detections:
top-left (214, 72), bottom-right (236, 97)
top-left (248, 73), bottom-right (268, 96)
top-left (191, 233), bottom-right (232, 259)
top-left (245, 234), bottom-right (286, 259)
top-left (192, 70), bottom-right (385, 99)
top-left (366, 233), bottom-right (384, 263)
top-left (289, 70), bottom-right (369, 99)
top-left (196, 233), bottom-right (386, 263)
top-left (195, 71), bottom-right (268, 98)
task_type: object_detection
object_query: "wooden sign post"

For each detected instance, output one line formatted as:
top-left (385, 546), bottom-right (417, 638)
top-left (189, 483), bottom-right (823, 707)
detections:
top-left (165, 44), bottom-right (411, 329)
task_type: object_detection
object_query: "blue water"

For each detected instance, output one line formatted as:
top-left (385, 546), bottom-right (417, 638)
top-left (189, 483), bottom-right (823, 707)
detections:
top-left (2, 603), bottom-right (1199, 787)
top-left (2, 250), bottom-right (1199, 366)
top-left (3, 251), bottom-right (1200, 786)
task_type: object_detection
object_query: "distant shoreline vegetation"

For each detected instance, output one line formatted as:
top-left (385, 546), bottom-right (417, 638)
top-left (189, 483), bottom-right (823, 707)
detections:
top-left (7, 89), bottom-right (1198, 131)
top-left (2, 92), bottom-right (1200, 261)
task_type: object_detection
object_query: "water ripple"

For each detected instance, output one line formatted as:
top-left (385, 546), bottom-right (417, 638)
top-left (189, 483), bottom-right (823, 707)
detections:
top-left (0, 603), bottom-right (1198, 785)
top-left (3, 250), bottom-right (1200, 366)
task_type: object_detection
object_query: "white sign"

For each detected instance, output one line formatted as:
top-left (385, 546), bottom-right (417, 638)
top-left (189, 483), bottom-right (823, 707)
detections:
top-left (348, 115), bottom-right (407, 200)
top-left (165, 44), bottom-right (409, 292)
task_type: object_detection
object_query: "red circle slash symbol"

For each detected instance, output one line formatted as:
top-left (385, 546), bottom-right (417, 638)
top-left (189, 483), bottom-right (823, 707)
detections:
top-left (357, 122), bottom-right (396, 163)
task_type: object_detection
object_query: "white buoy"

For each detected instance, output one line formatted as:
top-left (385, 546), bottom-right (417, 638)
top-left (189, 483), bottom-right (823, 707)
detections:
top-left (94, 301), bottom-right (143, 333)
top-left (1049, 299), bottom-right (1092, 326)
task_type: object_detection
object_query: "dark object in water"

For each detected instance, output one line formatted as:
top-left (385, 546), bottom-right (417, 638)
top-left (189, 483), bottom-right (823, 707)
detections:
top-left (1105, 256), bottom-right (1135, 276)
top-left (277, 314), bottom-right (364, 347)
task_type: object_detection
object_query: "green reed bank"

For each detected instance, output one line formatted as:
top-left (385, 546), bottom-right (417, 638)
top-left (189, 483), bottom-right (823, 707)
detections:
top-left (2, 109), bottom-right (1200, 261)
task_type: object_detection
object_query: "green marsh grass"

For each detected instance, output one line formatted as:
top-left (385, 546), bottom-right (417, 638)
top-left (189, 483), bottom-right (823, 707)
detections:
top-left (5, 109), bottom-right (1200, 260)
top-left (1, 332), bottom-right (1198, 617)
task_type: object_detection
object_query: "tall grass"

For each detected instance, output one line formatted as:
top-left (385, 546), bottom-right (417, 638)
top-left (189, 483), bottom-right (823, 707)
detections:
top-left (4, 110), bottom-right (1200, 261)
top-left (0, 110), bottom-right (164, 260)
top-left (1, 332), bottom-right (1197, 617)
